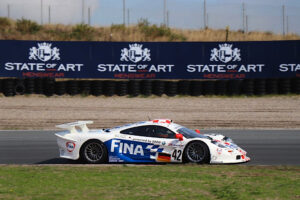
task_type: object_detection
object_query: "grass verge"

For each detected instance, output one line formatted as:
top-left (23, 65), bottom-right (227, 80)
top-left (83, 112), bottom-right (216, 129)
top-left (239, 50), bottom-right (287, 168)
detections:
top-left (0, 17), bottom-right (299, 41)
top-left (0, 165), bottom-right (299, 200)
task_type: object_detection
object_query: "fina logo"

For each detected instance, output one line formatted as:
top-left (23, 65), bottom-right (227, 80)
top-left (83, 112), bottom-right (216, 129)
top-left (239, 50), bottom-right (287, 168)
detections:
top-left (29, 42), bottom-right (60, 62)
top-left (120, 43), bottom-right (151, 63)
top-left (210, 43), bottom-right (241, 63)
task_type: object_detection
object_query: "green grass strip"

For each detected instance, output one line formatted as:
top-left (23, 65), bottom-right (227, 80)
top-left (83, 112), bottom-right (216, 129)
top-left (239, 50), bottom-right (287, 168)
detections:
top-left (0, 165), bottom-right (299, 200)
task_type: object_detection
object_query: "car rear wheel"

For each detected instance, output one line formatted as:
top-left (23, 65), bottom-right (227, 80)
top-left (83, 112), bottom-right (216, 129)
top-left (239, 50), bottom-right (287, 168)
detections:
top-left (183, 141), bottom-right (210, 164)
top-left (80, 140), bottom-right (108, 164)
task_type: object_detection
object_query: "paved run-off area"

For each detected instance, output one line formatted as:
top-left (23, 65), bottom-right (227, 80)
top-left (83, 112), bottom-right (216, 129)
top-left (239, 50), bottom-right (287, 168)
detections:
top-left (0, 95), bottom-right (299, 130)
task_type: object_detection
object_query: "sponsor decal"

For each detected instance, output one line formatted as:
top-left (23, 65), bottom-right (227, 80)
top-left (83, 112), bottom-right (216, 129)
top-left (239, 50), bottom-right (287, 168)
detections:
top-left (187, 64), bottom-right (264, 73)
top-left (66, 142), bottom-right (76, 152)
top-left (132, 138), bottom-right (149, 143)
top-left (4, 42), bottom-right (84, 78)
top-left (212, 161), bottom-right (224, 163)
top-left (157, 152), bottom-right (171, 162)
top-left (210, 43), bottom-right (241, 63)
top-left (162, 141), bottom-right (166, 145)
top-left (115, 134), bottom-right (126, 139)
top-left (121, 43), bottom-right (151, 63)
top-left (132, 138), bottom-right (162, 144)
top-left (151, 140), bottom-right (162, 144)
top-left (97, 64), bottom-right (173, 73)
top-left (186, 43), bottom-right (265, 78)
top-left (279, 64), bottom-right (300, 72)
top-left (168, 140), bottom-right (184, 147)
top-left (109, 156), bottom-right (124, 162)
top-left (106, 139), bottom-right (167, 163)
top-left (217, 148), bottom-right (222, 155)
top-left (97, 43), bottom-right (174, 79)
top-left (111, 139), bottom-right (144, 156)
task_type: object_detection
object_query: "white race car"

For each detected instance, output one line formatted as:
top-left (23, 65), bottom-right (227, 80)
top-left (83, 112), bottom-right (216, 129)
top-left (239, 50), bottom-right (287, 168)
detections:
top-left (55, 119), bottom-right (250, 164)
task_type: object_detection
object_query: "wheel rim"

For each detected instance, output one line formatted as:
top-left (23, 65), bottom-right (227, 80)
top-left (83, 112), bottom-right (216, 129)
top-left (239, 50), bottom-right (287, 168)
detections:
top-left (84, 142), bottom-right (103, 162)
top-left (186, 143), bottom-right (205, 162)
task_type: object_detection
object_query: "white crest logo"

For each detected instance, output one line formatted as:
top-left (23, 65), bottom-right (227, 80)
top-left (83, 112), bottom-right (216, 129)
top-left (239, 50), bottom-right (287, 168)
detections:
top-left (210, 43), bottom-right (241, 63)
top-left (29, 42), bottom-right (60, 62)
top-left (120, 43), bottom-right (151, 63)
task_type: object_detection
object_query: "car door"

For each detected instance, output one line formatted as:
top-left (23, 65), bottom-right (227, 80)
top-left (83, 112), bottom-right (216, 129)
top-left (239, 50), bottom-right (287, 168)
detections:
top-left (146, 125), bottom-right (184, 163)
top-left (115, 125), bottom-right (155, 162)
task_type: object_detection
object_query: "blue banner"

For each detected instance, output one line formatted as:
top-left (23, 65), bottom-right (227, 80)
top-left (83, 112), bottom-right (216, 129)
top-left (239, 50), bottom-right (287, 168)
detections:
top-left (0, 40), bottom-right (299, 79)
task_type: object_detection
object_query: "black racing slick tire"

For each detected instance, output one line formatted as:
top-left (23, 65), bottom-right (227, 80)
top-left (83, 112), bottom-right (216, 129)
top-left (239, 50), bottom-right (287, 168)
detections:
top-left (183, 141), bottom-right (210, 164)
top-left (80, 140), bottom-right (108, 164)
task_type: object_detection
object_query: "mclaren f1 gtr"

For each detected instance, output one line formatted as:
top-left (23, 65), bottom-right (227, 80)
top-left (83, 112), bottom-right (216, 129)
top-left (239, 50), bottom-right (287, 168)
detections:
top-left (55, 119), bottom-right (250, 164)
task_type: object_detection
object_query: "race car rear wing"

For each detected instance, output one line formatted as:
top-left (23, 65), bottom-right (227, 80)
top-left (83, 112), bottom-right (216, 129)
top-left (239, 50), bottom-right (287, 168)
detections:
top-left (56, 121), bottom-right (93, 134)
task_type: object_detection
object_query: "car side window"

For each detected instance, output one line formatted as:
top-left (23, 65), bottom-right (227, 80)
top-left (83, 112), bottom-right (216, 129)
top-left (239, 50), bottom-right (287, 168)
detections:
top-left (153, 126), bottom-right (176, 139)
top-left (120, 126), bottom-right (154, 137)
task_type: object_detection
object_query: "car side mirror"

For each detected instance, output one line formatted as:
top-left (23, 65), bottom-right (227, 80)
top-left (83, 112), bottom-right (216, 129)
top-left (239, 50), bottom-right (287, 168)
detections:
top-left (195, 129), bottom-right (201, 134)
top-left (176, 133), bottom-right (184, 141)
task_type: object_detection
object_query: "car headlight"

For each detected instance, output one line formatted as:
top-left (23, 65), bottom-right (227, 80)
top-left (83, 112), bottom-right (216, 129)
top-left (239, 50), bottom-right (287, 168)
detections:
top-left (223, 136), bottom-right (234, 143)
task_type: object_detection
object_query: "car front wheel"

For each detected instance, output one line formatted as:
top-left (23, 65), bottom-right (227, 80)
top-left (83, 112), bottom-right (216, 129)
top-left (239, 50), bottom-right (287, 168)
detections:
top-left (183, 141), bottom-right (210, 164)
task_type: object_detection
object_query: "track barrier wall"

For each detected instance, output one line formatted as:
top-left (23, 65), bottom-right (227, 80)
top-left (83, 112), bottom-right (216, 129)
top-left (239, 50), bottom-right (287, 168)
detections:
top-left (0, 78), bottom-right (299, 97)
top-left (0, 40), bottom-right (299, 79)
top-left (0, 40), bottom-right (299, 96)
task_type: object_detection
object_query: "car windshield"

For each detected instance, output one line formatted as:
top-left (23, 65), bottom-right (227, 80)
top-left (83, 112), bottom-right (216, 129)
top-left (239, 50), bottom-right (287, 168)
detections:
top-left (177, 127), bottom-right (210, 139)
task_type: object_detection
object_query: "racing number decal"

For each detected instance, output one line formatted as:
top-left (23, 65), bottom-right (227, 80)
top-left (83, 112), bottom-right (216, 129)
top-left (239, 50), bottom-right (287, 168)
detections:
top-left (172, 149), bottom-right (182, 161)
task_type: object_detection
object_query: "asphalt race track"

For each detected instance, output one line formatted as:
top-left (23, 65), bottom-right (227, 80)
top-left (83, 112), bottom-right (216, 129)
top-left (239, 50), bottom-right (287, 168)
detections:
top-left (0, 130), bottom-right (299, 165)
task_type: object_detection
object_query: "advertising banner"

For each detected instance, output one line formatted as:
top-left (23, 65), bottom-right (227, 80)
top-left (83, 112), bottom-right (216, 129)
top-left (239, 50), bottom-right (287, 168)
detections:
top-left (0, 40), bottom-right (299, 79)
